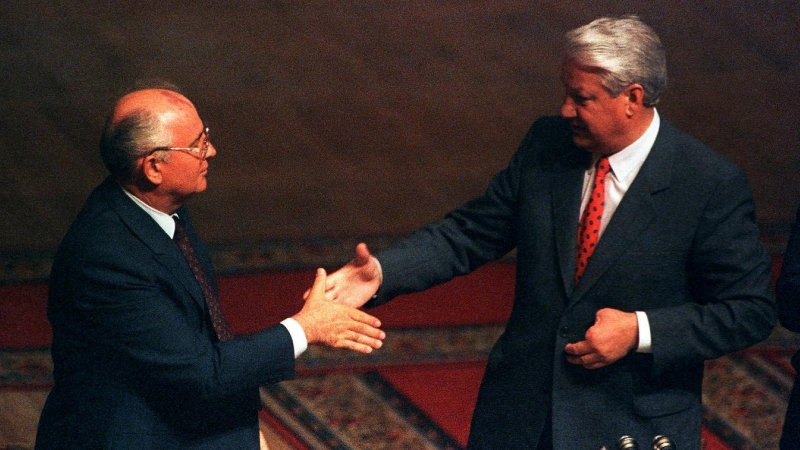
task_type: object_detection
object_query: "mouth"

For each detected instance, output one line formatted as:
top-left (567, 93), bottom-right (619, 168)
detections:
top-left (569, 123), bottom-right (591, 140)
top-left (570, 122), bottom-right (586, 133)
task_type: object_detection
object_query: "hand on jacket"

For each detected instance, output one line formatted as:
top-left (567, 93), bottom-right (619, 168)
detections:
top-left (564, 308), bottom-right (639, 369)
top-left (293, 268), bottom-right (385, 354)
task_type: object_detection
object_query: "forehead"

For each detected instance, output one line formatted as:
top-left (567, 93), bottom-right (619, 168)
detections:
top-left (158, 95), bottom-right (203, 137)
top-left (561, 61), bottom-right (606, 92)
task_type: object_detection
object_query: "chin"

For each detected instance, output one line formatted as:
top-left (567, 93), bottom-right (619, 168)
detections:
top-left (571, 135), bottom-right (594, 150)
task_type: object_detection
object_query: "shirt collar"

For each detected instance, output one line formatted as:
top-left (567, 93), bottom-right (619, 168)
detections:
top-left (606, 109), bottom-right (660, 188)
top-left (121, 185), bottom-right (177, 238)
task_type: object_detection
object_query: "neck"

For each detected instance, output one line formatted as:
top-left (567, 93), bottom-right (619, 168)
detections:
top-left (623, 108), bottom-right (655, 148)
top-left (121, 181), bottom-right (181, 215)
top-left (601, 107), bottom-right (656, 156)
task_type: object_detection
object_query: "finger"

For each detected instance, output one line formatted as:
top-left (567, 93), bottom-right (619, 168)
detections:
top-left (339, 341), bottom-right (376, 354)
top-left (324, 271), bottom-right (339, 291)
top-left (584, 361), bottom-right (607, 370)
top-left (349, 321), bottom-right (386, 341)
top-left (350, 332), bottom-right (383, 350)
top-left (322, 283), bottom-right (340, 302)
top-left (565, 353), bottom-right (597, 367)
top-left (564, 341), bottom-right (590, 356)
top-left (348, 309), bottom-right (383, 329)
top-left (583, 355), bottom-right (610, 370)
top-left (339, 332), bottom-right (383, 353)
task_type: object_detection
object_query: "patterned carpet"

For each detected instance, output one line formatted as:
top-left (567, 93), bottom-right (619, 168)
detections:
top-left (703, 350), bottom-right (792, 449)
top-left (2, 325), bottom-right (796, 449)
top-left (262, 371), bottom-right (465, 450)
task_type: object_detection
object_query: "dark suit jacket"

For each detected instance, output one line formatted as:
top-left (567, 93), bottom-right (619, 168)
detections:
top-left (776, 204), bottom-right (800, 448)
top-left (36, 177), bottom-right (295, 449)
top-left (369, 116), bottom-right (776, 449)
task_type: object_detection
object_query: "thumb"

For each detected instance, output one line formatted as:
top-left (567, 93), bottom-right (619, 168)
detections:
top-left (310, 268), bottom-right (327, 299)
top-left (354, 243), bottom-right (372, 265)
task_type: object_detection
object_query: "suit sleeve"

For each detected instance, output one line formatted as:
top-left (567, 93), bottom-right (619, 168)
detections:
top-left (370, 140), bottom-right (526, 304)
top-left (777, 204), bottom-right (800, 332)
top-left (49, 236), bottom-right (296, 415)
top-left (646, 168), bottom-right (776, 372)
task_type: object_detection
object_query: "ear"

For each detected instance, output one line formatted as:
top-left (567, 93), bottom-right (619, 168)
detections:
top-left (625, 84), bottom-right (646, 117)
top-left (141, 154), bottom-right (164, 185)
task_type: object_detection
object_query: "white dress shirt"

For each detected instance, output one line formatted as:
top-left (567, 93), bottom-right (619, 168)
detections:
top-left (578, 110), bottom-right (661, 353)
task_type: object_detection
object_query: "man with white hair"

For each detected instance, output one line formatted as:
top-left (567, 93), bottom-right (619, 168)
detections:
top-left (326, 16), bottom-right (776, 449)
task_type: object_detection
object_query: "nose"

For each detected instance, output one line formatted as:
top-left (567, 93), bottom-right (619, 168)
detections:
top-left (560, 97), bottom-right (576, 119)
top-left (205, 142), bottom-right (217, 159)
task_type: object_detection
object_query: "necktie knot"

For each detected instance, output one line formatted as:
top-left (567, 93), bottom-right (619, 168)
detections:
top-left (596, 157), bottom-right (611, 178)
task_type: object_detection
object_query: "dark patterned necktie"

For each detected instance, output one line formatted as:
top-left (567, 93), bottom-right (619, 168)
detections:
top-left (575, 157), bottom-right (611, 284)
top-left (173, 217), bottom-right (234, 341)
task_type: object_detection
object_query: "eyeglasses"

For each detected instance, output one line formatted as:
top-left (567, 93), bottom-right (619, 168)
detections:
top-left (149, 126), bottom-right (211, 161)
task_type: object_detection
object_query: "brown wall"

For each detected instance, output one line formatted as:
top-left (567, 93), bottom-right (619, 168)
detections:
top-left (1, 1), bottom-right (798, 276)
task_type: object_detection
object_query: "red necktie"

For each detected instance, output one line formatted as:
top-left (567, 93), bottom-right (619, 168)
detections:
top-left (174, 217), bottom-right (235, 341)
top-left (575, 157), bottom-right (611, 284)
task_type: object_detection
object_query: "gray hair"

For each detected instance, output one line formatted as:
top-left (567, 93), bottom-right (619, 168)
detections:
top-left (99, 108), bottom-right (171, 182)
top-left (565, 15), bottom-right (667, 106)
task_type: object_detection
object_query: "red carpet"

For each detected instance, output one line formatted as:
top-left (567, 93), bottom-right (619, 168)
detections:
top-left (378, 363), bottom-right (484, 447)
top-left (0, 260), bottom-right (514, 348)
top-left (0, 282), bottom-right (49, 349)
top-left (372, 364), bottom-right (733, 450)
top-left (217, 260), bottom-right (516, 334)
top-left (1, 259), bottom-right (784, 448)
top-left (1, 254), bottom-right (781, 344)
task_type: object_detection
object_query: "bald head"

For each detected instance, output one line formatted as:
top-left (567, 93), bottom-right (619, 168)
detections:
top-left (112, 89), bottom-right (195, 130)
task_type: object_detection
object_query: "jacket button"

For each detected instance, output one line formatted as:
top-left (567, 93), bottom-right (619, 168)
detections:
top-left (559, 326), bottom-right (570, 337)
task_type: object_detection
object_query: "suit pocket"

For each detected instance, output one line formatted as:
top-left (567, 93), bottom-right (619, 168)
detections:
top-left (632, 388), bottom-right (696, 418)
top-left (628, 354), bottom-right (702, 418)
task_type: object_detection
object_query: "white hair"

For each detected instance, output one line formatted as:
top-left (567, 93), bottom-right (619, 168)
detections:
top-left (565, 15), bottom-right (667, 106)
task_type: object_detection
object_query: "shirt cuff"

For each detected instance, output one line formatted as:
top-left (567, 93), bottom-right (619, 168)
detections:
top-left (635, 311), bottom-right (652, 353)
top-left (373, 258), bottom-right (384, 298)
top-left (280, 318), bottom-right (308, 358)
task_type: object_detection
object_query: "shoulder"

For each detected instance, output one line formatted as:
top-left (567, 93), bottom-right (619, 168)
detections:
top-left (658, 119), bottom-right (742, 174)
top-left (651, 119), bottom-right (748, 193)
top-left (53, 179), bottom-right (162, 273)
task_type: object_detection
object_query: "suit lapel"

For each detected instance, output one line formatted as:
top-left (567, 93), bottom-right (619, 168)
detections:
top-left (101, 178), bottom-right (208, 310)
top-left (569, 121), bottom-right (676, 302)
top-left (552, 146), bottom-right (593, 296)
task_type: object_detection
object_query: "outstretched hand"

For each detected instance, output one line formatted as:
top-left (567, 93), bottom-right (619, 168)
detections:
top-left (564, 308), bottom-right (639, 369)
top-left (293, 268), bottom-right (385, 354)
top-left (322, 242), bottom-right (382, 308)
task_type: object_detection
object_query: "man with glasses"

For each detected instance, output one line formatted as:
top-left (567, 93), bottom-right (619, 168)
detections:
top-left (35, 85), bottom-right (386, 449)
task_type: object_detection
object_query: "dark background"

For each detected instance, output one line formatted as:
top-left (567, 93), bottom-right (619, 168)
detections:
top-left (1, 1), bottom-right (798, 279)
